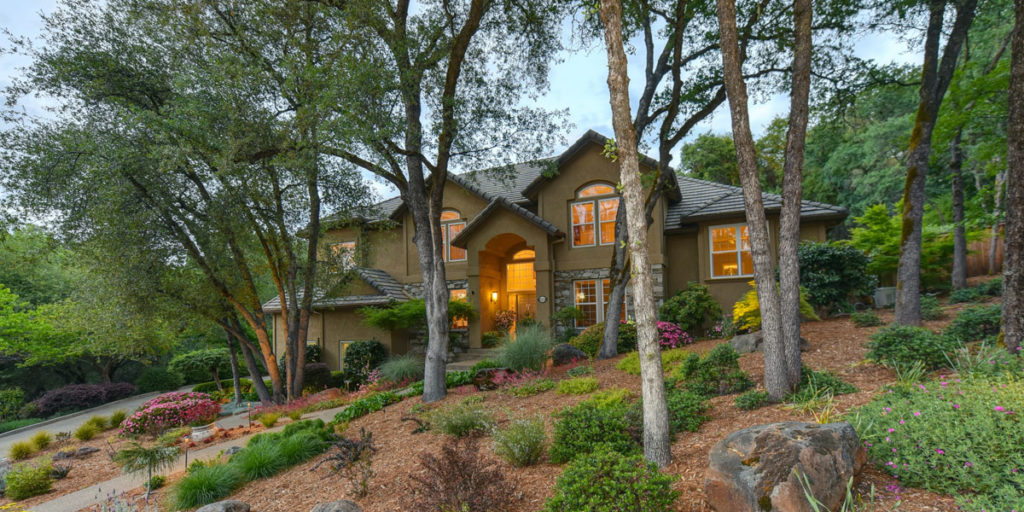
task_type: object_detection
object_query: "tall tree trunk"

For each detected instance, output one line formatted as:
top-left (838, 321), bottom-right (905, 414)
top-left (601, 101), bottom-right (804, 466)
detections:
top-left (951, 130), bottom-right (968, 290)
top-left (226, 333), bottom-right (243, 404)
top-left (212, 367), bottom-right (223, 393)
top-left (1004, 0), bottom-right (1024, 353)
top-left (778, 0), bottom-right (813, 389)
top-left (227, 317), bottom-right (274, 403)
top-left (716, 0), bottom-right (789, 400)
top-left (599, 204), bottom-right (630, 359)
top-left (895, 0), bottom-right (978, 325)
top-left (598, 0), bottom-right (672, 467)
top-left (990, 170), bottom-right (1006, 275)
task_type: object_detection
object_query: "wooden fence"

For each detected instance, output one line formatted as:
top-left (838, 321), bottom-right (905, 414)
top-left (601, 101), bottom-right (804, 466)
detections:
top-left (966, 226), bottom-right (1003, 277)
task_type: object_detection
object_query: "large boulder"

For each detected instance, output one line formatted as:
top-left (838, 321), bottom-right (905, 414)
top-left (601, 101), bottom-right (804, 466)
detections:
top-left (706, 422), bottom-right (865, 512)
top-left (310, 501), bottom-right (363, 512)
top-left (730, 331), bottom-right (811, 354)
top-left (195, 501), bottom-right (250, 512)
top-left (551, 343), bottom-right (588, 366)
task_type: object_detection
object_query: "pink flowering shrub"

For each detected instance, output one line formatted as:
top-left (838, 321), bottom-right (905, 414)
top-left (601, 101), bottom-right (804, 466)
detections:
top-left (856, 376), bottom-right (1024, 512)
top-left (656, 321), bottom-right (693, 349)
top-left (120, 392), bottom-right (220, 436)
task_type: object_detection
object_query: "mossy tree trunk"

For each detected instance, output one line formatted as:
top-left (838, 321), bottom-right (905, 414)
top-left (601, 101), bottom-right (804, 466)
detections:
top-left (1003, 0), bottom-right (1024, 353)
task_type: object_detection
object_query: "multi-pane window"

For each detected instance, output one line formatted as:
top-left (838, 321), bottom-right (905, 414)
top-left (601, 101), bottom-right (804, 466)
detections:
top-left (571, 183), bottom-right (619, 247)
top-left (450, 289), bottom-right (468, 329)
top-left (330, 241), bottom-right (356, 268)
top-left (573, 279), bottom-right (627, 329)
top-left (506, 249), bottom-right (536, 291)
top-left (440, 210), bottom-right (467, 262)
top-left (709, 224), bottom-right (754, 277)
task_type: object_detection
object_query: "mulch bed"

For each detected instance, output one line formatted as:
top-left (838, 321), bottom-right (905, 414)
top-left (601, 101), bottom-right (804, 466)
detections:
top-left (223, 305), bottom-right (972, 512)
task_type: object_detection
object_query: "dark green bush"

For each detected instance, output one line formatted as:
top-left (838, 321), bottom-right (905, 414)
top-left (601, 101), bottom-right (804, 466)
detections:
top-left (333, 391), bottom-right (400, 424)
top-left (4, 461), bottom-right (53, 500)
top-left (943, 304), bottom-right (1002, 343)
top-left (549, 397), bottom-right (637, 464)
top-left (302, 363), bottom-right (333, 391)
top-left (342, 340), bottom-right (387, 375)
top-left (920, 295), bottom-right (944, 320)
top-left (0, 388), bottom-right (24, 422)
top-left (949, 287), bottom-right (982, 304)
top-left (543, 447), bottom-right (679, 512)
top-left (135, 367), bottom-right (183, 393)
top-left (277, 432), bottom-right (327, 465)
top-left (674, 344), bottom-right (753, 396)
top-left (481, 331), bottom-right (503, 348)
top-left (169, 349), bottom-right (232, 385)
top-left (851, 311), bottom-right (883, 327)
top-left (795, 241), bottom-right (877, 313)
top-left (658, 282), bottom-right (722, 333)
top-left (569, 321), bottom-right (637, 357)
top-left (978, 277), bottom-right (1002, 296)
top-left (629, 386), bottom-right (709, 436)
top-left (735, 390), bottom-right (770, 410)
top-left (788, 367), bottom-right (857, 403)
top-left (867, 325), bottom-right (955, 369)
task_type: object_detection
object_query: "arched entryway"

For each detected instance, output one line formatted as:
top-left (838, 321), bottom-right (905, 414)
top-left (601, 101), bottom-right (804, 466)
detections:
top-left (478, 233), bottom-right (537, 333)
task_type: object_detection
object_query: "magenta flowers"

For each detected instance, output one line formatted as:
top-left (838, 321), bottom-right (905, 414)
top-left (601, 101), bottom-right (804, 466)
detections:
top-left (120, 391), bottom-right (220, 436)
top-left (656, 321), bottom-right (693, 349)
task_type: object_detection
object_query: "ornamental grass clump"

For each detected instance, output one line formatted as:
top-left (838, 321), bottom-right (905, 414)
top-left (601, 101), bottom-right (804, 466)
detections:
top-left (498, 324), bottom-right (552, 372)
top-left (428, 398), bottom-right (495, 438)
top-left (379, 354), bottom-right (425, 384)
top-left (3, 460), bottom-right (53, 500)
top-left (230, 440), bottom-right (285, 480)
top-left (8, 440), bottom-right (36, 460)
top-left (854, 375), bottom-right (1024, 512)
top-left (30, 431), bottom-right (52, 450)
top-left (74, 422), bottom-right (100, 441)
top-left (121, 392), bottom-right (220, 436)
top-left (493, 416), bottom-right (547, 467)
top-left (170, 463), bottom-right (245, 509)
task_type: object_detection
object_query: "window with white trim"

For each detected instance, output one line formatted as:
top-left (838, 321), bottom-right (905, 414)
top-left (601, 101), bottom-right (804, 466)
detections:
top-left (573, 279), bottom-right (627, 329)
top-left (571, 183), bottom-right (619, 247)
top-left (709, 223), bottom-right (754, 277)
top-left (440, 210), bottom-right (467, 262)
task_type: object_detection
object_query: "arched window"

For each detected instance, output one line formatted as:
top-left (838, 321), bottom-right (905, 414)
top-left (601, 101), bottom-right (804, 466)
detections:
top-left (571, 182), bottom-right (618, 247)
top-left (440, 209), bottom-right (466, 262)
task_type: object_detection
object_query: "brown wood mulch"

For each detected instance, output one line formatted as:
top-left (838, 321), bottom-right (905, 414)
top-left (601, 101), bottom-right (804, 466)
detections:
top-left (224, 304), bottom-right (976, 512)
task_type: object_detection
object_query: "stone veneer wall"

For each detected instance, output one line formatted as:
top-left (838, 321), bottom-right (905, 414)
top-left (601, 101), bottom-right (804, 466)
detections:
top-left (552, 265), bottom-right (664, 340)
top-left (402, 279), bottom-right (470, 355)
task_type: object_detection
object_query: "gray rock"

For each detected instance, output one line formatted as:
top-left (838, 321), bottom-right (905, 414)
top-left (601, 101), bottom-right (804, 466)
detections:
top-left (729, 331), bottom-right (811, 354)
top-left (224, 446), bottom-right (243, 456)
top-left (195, 500), bottom-right (250, 512)
top-left (551, 343), bottom-right (588, 366)
top-left (706, 422), bottom-right (865, 512)
top-left (310, 500), bottom-right (363, 512)
top-left (56, 446), bottom-right (101, 460)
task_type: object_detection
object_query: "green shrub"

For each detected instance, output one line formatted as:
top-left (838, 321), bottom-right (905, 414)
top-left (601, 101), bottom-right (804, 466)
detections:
top-left (549, 398), bottom-right (637, 463)
top-left (342, 339), bottom-right (388, 374)
top-left (735, 390), bottom-right (770, 410)
top-left (867, 325), bottom-right (955, 369)
top-left (30, 430), bottom-right (52, 450)
top-left (4, 461), bottom-right (53, 500)
top-left (658, 282), bottom-right (722, 332)
top-left (231, 440), bottom-right (285, 481)
top-left (481, 330), bottom-right (503, 348)
top-left (192, 378), bottom-right (253, 394)
top-left (733, 282), bottom-right (819, 332)
top-left (615, 348), bottom-right (689, 376)
top-left (257, 413), bottom-right (280, 428)
top-left (855, 376), bottom-right (1024, 512)
top-left (379, 354), bottom-right (424, 384)
top-left (631, 387), bottom-right (709, 435)
top-left (949, 340), bottom-right (1024, 378)
top-left (788, 367), bottom-right (857, 404)
top-left (429, 399), bottom-right (495, 438)
top-left (303, 362), bottom-right (333, 391)
top-left (135, 367), bottom-right (183, 393)
top-left (332, 391), bottom-right (401, 423)
top-left (74, 422), bottom-right (100, 441)
top-left (506, 378), bottom-right (555, 398)
top-left (851, 311), bottom-right (883, 327)
top-left (674, 344), bottom-right (753, 396)
top-left (493, 416), bottom-right (547, 467)
top-left (8, 440), bottom-right (36, 460)
top-left (949, 287), bottom-right (982, 304)
top-left (566, 364), bottom-right (592, 377)
top-left (944, 304), bottom-right (1002, 343)
top-left (107, 410), bottom-right (128, 430)
top-left (469, 359), bottom-right (501, 374)
top-left (543, 447), bottom-right (679, 511)
top-left (171, 463), bottom-right (245, 509)
top-left (920, 294), bottom-right (944, 320)
top-left (86, 415), bottom-right (109, 430)
top-left (0, 418), bottom-right (42, 434)
top-left (979, 276), bottom-right (1002, 296)
top-left (795, 241), bottom-right (878, 314)
top-left (0, 388), bottom-right (25, 422)
top-left (497, 324), bottom-right (552, 372)
top-left (169, 349), bottom-right (233, 385)
top-left (277, 432), bottom-right (327, 465)
top-left (569, 322), bottom-right (637, 357)
top-left (147, 474), bottom-right (167, 491)
top-left (556, 377), bottom-right (598, 395)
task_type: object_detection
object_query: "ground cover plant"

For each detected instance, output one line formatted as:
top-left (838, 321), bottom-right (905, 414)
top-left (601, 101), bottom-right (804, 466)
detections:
top-left (788, 367), bottom-right (857, 404)
top-left (673, 343), bottom-right (753, 396)
top-left (920, 294), bottom-right (944, 320)
top-left (8, 440), bottom-right (35, 460)
top-left (121, 392), bottom-right (220, 436)
top-left (543, 447), bottom-right (679, 512)
top-left (332, 391), bottom-right (401, 424)
top-left (615, 348), bottom-right (689, 376)
top-left (851, 311), bottom-right (882, 327)
top-left (505, 378), bottom-right (555, 397)
top-left (556, 377), bottom-right (598, 395)
top-left (735, 390), bottom-right (770, 410)
top-left (867, 325), bottom-right (956, 369)
top-left (630, 385), bottom-right (710, 436)
top-left (0, 418), bottom-right (42, 434)
top-left (855, 376), bottom-right (1024, 512)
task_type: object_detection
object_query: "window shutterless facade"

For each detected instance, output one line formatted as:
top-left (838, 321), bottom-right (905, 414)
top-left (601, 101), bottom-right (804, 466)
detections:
top-left (440, 210), bottom-right (467, 262)
top-left (573, 278), bottom-right (627, 329)
top-left (571, 183), bottom-right (619, 247)
top-left (709, 223), bottom-right (755, 278)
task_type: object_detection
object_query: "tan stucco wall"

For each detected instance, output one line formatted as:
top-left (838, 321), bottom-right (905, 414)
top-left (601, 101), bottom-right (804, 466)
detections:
top-left (271, 308), bottom-right (405, 372)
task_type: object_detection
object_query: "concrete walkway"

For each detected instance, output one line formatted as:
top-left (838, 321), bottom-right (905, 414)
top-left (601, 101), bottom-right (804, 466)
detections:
top-left (30, 404), bottom-right (349, 512)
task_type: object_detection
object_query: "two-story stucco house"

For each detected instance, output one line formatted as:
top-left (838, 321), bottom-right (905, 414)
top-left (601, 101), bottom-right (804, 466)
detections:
top-left (263, 131), bottom-right (847, 370)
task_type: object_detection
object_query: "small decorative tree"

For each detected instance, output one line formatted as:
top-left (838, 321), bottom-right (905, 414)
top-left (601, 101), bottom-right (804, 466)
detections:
top-left (168, 349), bottom-right (231, 390)
top-left (113, 441), bottom-right (180, 502)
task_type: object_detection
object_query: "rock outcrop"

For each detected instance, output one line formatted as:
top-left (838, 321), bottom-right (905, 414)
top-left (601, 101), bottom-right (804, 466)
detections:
top-left (310, 501), bottom-right (363, 512)
top-left (730, 331), bottom-right (811, 354)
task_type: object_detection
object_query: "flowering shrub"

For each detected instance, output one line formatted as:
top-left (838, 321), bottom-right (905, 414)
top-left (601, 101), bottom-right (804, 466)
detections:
top-left (855, 376), bottom-right (1024, 512)
top-left (121, 392), bottom-right (220, 436)
top-left (493, 309), bottom-right (516, 333)
top-left (656, 321), bottom-right (693, 349)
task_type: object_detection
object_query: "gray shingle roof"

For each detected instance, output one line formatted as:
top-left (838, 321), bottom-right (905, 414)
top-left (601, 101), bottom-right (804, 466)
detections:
top-left (260, 268), bottom-right (408, 312)
top-left (665, 176), bottom-right (848, 228)
top-left (450, 197), bottom-right (564, 248)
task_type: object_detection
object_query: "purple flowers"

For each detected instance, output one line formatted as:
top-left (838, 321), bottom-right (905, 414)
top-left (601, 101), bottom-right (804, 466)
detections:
top-left (656, 321), bottom-right (693, 349)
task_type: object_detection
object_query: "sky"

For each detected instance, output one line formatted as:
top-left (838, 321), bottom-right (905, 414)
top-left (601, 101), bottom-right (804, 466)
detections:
top-left (0, 0), bottom-right (923, 203)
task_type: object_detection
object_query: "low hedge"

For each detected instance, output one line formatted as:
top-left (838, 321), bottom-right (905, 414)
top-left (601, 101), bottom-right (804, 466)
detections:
top-left (30, 382), bottom-right (137, 418)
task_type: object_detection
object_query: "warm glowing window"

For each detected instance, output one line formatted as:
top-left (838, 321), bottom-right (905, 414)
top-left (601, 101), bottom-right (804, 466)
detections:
top-left (506, 263), bottom-right (536, 291)
top-left (573, 279), bottom-right (626, 329)
top-left (710, 224), bottom-right (754, 277)
top-left (330, 241), bottom-right (356, 268)
top-left (440, 209), bottom-right (466, 262)
top-left (571, 183), bottom-right (618, 247)
top-left (512, 249), bottom-right (535, 260)
top-left (450, 289), bottom-right (468, 329)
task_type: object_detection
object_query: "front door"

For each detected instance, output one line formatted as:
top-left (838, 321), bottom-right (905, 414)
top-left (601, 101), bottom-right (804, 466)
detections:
top-left (510, 292), bottom-right (536, 323)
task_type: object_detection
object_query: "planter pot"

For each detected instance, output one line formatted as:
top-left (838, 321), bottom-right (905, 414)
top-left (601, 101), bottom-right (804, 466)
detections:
top-left (872, 287), bottom-right (897, 308)
top-left (190, 422), bottom-right (217, 442)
